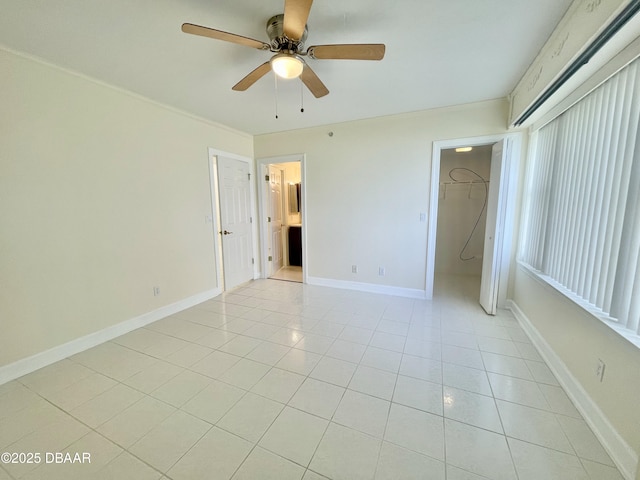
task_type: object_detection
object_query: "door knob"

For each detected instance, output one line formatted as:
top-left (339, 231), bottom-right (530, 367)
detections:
top-left (222, 230), bottom-right (233, 235)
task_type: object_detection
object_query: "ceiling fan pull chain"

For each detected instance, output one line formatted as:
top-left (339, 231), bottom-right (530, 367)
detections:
top-left (274, 74), bottom-right (279, 119)
top-left (300, 79), bottom-right (305, 113)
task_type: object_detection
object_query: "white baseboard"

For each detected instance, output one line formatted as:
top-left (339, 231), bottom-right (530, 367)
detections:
top-left (507, 299), bottom-right (638, 480)
top-left (0, 288), bottom-right (220, 386)
top-left (306, 276), bottom-right (427, 299)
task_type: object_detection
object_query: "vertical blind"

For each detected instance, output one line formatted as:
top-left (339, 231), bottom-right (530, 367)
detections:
top-left (520, 57), bottom-right (640, 338)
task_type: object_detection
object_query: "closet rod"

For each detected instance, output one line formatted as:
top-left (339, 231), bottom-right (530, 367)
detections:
top-left (439, 180), bottom-right (489, 186)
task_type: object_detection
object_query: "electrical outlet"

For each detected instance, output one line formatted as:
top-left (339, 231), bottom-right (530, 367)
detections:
top-left (352, 265), bottom-right (358, 273)
top-left (153, 286), bottom-right (160, 296)
top-left (378, 267), bottom-right (386, 276)
top-left (596, 359), bottom-right (606, 382)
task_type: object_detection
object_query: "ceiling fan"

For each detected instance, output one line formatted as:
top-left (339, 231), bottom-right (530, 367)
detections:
top-left (181, 0), bottom-right (386, 98)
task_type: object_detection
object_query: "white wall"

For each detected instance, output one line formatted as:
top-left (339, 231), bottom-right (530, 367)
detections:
top-left (254, 99), bottom-right (510, 294)
top-left (0, 48), bottom-right (253, 369)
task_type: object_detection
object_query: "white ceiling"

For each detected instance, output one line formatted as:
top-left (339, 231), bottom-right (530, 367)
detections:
top-left (0, 0), bottom-right (573, 135)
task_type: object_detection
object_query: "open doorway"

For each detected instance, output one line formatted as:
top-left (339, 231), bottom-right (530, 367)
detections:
top-left (426, 134), bottom-right (521, 313)
top-left (257, 156), bottom-right (304, 283)
top-left (435, 145), bottom-right (492, 300)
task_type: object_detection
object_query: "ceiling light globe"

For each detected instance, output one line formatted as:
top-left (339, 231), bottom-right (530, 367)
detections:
top-left (271, 54), bottom-right (304, 79)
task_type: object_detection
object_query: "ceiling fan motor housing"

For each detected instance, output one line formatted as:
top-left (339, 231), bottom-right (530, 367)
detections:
top-left (266, 14), bottom-right (308, 52)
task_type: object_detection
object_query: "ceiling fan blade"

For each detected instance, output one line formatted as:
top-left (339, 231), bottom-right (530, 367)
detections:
top-left (182, 23), bottom-right (270, 50)
top-left (307, 44), bottom-right (386, 60)
top-left (232, 62), bottom-right (272, 91)
top-left (300, 64), bottom-right (329, 98)
top-left (283, 0), bottom-right (313, 41)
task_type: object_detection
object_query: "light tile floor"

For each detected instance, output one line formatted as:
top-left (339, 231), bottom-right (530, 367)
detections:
top-left (0, 275), bottom-right (625, 480)
top-left (270, 266), bottom-right (303, 283)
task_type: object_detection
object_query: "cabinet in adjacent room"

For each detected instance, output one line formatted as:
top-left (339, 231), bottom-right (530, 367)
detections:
top-left (288, 225), bottom-right (302, 266)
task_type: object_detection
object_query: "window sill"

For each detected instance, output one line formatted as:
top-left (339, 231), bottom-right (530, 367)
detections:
top-left (517, 261), bottom-right (640, 349)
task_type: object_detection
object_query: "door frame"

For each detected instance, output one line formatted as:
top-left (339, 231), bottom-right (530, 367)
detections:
top-left (425, 133), bottom-right (522, 306)
top-left (256, 154), bottom-right (306, 282)
top-left (208, 148), bottom-right (258, 292)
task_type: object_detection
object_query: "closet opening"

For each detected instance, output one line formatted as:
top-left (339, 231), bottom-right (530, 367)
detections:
top-left (434, 145), bottom-right (492, 299)
top-left (426, 133), bottom-right (521, 313)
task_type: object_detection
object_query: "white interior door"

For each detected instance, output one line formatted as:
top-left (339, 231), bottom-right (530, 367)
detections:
top-left (217, 156), bottom-right (253, 290)
top-left (268, 166), bottom-right (284, 274)
top-left (479, 139), bottom-right (509, 314)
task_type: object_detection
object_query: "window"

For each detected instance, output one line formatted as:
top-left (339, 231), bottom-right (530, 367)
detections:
top-left (519, 57), bottom-right (640, 343)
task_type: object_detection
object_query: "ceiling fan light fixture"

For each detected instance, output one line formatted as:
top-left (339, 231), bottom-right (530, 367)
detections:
top-left (270, 53), bottom-right (304, 79)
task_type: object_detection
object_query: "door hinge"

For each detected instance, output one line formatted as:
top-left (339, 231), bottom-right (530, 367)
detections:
top-left (265, 174), bottom-right (270, 182)
top-left (250, 216), bottom-right (253, 223)
top-left (251, 258), bottom-right (255, 265)
top-left (267, 216), bottom-right (271, 222)
top-left (248, 173), bottom-right (251, 180)
top-left (268, 256), bottom-right (273, 261)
